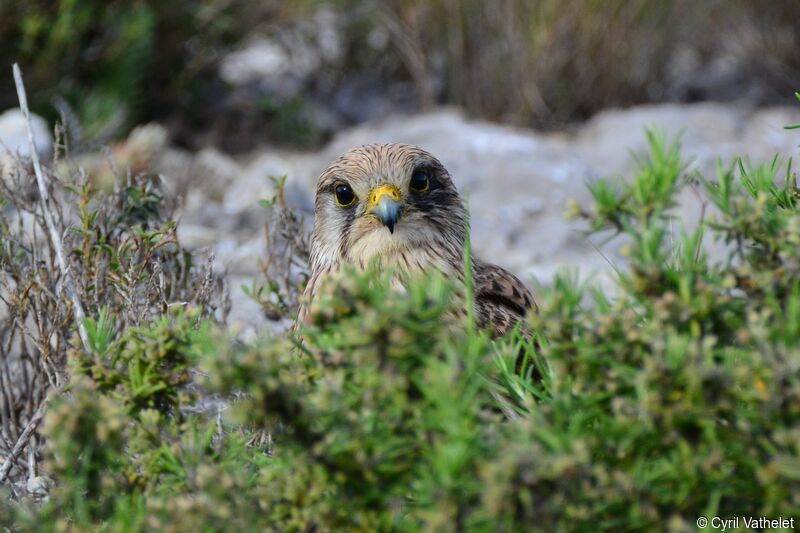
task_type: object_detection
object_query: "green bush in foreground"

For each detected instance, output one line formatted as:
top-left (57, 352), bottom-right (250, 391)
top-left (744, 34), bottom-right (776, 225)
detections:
top-left (2, 129), bottom-right (800, 531)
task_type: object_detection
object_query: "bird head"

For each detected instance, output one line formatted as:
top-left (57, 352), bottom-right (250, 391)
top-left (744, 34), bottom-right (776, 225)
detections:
top-left (310, 143), bottom-right (467, 270)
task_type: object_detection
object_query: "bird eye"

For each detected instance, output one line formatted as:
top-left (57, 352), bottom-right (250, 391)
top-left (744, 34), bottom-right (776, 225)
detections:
top-left (410, 169), bottom-right (430, 193)
top-left (334, 182), bottom-right (357, 207)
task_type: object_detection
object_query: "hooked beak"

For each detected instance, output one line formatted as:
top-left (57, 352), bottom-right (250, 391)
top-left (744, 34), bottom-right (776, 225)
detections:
top-left (369, 184), bottom-right (401, 233)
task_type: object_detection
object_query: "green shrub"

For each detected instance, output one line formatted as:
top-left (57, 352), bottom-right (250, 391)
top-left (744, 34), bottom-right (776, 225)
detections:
top-left (74, 308), bottom-right (204, 416)
top-left (3, 128), bottom-right (800, 531)
top-left (0, 124), bottom-right (226, 504)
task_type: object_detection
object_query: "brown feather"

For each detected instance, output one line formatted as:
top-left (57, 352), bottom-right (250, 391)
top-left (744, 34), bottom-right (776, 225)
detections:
top-left (473, 259), bottom-right (536, 337)
top-left (296, 143), bottom-right (536, 342)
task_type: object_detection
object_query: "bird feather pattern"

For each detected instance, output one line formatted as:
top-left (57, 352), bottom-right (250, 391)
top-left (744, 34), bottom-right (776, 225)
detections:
top-left (297, 143), bottom-right (535, 336)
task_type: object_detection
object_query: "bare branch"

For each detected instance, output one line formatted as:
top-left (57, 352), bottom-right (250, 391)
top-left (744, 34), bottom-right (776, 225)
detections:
top-left (0, 397), bottom-right (48, 484)
top-left (12, 63), bottom-right (90, 350)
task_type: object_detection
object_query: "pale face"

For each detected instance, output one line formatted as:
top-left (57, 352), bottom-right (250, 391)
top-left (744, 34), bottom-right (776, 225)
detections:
top-left (309, 143), bottom-right (467, 276)
top-left (298, 143), bottom-right (534, 334)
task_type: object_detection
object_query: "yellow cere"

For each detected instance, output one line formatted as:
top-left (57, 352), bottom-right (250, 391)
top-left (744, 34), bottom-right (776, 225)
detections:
top-left (369, 184), bottom-right (402, 207)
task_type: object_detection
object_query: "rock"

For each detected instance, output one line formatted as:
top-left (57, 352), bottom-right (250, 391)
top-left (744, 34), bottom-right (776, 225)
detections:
top-left (26, 475), bottom-right (54, 498)
top-left (575, 103), bottom-right (747, 175)
top-left (56, 123), bottom-right (169, 190)
top-left (215, 8), bottom-right (414, 146)
top-left (219, 8), bottom-right (343, 98)
top-left (191, 148), bottom-right (243, 202)
top-left (0, 108), bottom-right (53, 171)
top-left (330, 74), bottom-right (417, 125)
top-left (220, 38), bottom-right (296, 89)
top-left (154, 147), bottom-right (194, 195)
top-left (176, 102), bottom-right (800, 335)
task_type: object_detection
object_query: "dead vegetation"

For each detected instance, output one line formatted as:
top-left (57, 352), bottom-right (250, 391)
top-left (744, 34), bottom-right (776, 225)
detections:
top-left (0, 66), bottom-right (228, 498)
top-left (242, 175), bottom-right (310, 324)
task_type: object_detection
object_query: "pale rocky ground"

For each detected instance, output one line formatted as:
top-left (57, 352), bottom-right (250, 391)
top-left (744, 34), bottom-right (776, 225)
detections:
top-left (168, 102), bottom-right (800, 335)
top-left (2, 103), bottom-right (800, 336)
top-left (0, 108), bottom-right (52, 176)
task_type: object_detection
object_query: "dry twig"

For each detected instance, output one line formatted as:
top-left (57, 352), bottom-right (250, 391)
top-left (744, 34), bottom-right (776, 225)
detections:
top-left (12, 63), bottom-right (89, 349)
top-left (0, 64), bottom-right (90, 487)
top-left (0, 400), bottom-right (47, 484)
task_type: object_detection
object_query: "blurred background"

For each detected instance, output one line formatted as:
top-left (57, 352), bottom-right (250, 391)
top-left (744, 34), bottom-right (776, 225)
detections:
top-left (2, 0), bottom-right (799, 150)
top-left (1, 0), bottom-right (799, 332)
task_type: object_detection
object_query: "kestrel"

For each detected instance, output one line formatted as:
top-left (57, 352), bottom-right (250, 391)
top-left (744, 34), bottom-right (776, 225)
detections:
top-left (298, 143), bottom-right (535, 337)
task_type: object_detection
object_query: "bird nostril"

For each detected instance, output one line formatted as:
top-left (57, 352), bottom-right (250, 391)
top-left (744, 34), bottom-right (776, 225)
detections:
top-left (370, 184), bottom-right (401, 206)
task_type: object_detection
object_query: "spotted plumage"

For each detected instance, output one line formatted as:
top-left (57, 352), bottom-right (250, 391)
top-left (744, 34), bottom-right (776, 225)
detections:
top-left (298, 143), bottom-right (535, 336)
